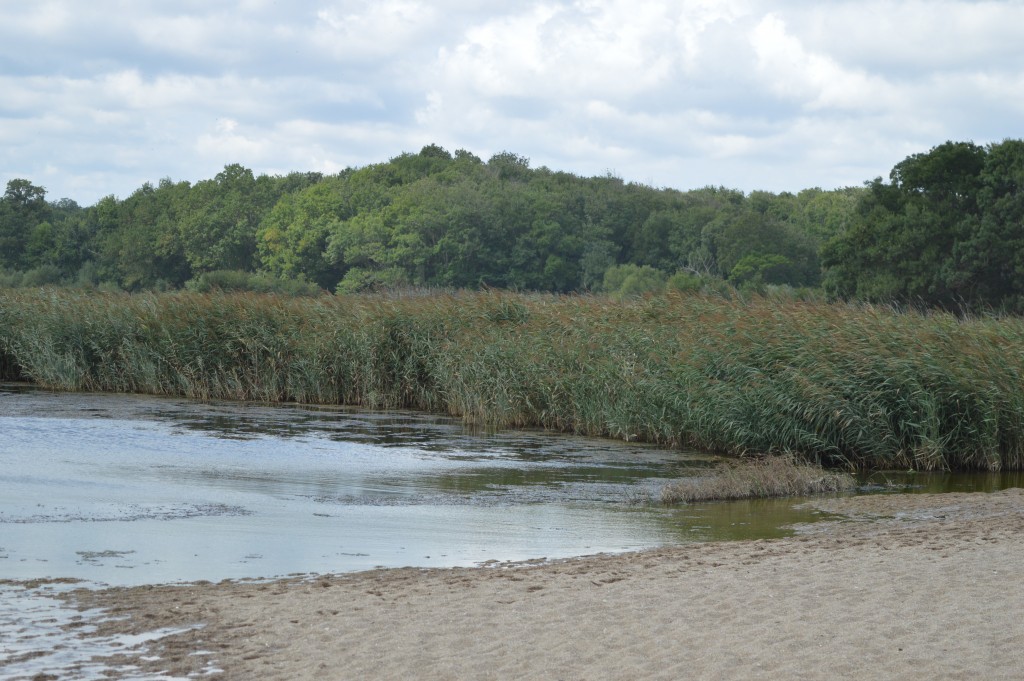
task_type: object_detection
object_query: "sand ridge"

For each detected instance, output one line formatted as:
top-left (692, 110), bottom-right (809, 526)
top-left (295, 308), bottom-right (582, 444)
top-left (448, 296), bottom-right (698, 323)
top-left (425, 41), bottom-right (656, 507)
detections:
top-left (65, 489), bottom-right (1024, 680)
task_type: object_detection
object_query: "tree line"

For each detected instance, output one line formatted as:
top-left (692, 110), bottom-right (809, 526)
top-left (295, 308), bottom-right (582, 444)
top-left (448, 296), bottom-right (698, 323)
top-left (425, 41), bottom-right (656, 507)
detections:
top-left (1, 140), bottom-right (1022, 310)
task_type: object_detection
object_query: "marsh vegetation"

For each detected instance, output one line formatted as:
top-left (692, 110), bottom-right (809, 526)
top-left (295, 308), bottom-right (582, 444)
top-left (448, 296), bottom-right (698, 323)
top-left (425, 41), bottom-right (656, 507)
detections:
top-left (3, 288), bottom-right (1022, 473)
top-left (660, 456), bottom-right (856, 503)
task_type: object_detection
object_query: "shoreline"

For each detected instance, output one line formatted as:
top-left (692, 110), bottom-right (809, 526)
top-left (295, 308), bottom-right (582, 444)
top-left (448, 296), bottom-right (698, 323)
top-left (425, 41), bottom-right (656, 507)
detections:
top-left (48, 488), bottom-right (1024, 680)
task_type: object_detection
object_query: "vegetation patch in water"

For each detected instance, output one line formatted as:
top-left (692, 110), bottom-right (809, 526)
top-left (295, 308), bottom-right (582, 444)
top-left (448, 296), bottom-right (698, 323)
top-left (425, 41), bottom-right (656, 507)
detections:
top-left (660, 456), bottom-right (856, 504)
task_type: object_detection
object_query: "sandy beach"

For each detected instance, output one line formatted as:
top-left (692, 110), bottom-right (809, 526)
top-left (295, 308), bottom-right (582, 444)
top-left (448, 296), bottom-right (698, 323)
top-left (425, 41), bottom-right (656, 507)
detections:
top-left (61, 488), bottom-right (1024, 680)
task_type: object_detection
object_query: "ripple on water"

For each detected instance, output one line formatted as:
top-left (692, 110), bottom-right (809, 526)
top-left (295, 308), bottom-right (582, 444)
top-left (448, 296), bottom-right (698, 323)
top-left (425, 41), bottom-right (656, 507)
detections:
top-left (0, 582), bottom-right (211, 680)
top-left (0, 502), bottom-right (252, 525)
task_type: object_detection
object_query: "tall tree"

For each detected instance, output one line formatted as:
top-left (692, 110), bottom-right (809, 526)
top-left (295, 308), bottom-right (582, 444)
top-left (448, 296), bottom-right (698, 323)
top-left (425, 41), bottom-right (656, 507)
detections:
top-left (0, 179), bottom-right (49, 269)
top-left (177, 164), bottom-right (268, 273)
top-left (951, 140), bottom-right (1024, 310)
top-left (822, 141), bottom-right (1004, 309)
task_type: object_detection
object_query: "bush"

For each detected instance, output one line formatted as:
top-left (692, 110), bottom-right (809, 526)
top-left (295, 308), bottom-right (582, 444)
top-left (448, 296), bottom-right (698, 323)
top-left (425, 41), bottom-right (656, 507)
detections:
top-left (186, 270), bottom-right (322, 296)
top-left (602, 264), bottom-right (667, 298)
top-left (0, 268), bottom-right (23, 288)
top-left (20, 265), bottom-right (64, 287)
top-left (666, 271), bottom-right (704, 293)
top-left (335, 267), bottom-right (410, 294)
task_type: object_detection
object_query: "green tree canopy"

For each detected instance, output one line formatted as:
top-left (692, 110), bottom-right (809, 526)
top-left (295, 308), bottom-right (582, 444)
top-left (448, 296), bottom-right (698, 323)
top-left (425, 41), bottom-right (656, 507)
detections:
top-left (822, 140), bottom-right (1024, 311)
top-left (0, 179), bottom-right (49, 269)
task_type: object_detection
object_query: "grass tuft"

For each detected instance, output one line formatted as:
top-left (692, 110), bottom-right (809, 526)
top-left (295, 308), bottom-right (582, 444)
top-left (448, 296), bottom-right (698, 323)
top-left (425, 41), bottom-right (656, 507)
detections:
top-left (660, 456), bottom-right (857, 503)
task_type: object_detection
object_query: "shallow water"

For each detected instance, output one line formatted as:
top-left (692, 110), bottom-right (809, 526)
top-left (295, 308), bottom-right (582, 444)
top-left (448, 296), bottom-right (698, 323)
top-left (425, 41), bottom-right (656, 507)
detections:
top-left (3, 384), bottom-right (1020, 587)
top-left (0, 581), bottom-right (206, 680)
top-left (0, 385), bottom-right (830, 589)
top-left (3, 385), bottom-right (1021, 678)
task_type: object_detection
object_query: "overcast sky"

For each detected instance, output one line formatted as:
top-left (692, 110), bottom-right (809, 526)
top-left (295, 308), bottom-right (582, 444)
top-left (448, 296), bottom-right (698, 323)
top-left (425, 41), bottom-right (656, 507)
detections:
top-left (2, 0), bottom-right (1022, 204)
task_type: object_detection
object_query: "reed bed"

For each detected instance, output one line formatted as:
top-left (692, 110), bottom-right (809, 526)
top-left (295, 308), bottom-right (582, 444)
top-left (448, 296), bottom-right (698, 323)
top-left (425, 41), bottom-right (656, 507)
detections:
top-left (660, 456), bottom-right (857, 503)
top-left (2, 288), bottom-right (1023, 471)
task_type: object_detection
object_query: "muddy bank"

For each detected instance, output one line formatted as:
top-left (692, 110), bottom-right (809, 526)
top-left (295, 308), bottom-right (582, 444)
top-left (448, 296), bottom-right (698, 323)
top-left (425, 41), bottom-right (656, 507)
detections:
top-left (51, 488), bottom-right (1024, 680)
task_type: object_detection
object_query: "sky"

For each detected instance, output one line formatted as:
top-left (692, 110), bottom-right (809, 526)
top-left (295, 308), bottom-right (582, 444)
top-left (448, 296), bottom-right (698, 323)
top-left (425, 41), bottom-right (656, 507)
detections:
top-left (1, 0), bottom-right (1022, 205)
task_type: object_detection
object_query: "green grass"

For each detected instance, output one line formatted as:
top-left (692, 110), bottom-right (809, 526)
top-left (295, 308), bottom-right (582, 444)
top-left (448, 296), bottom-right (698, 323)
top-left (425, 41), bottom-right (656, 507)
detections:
top-left (2, 288), bottom-right (1024, 471)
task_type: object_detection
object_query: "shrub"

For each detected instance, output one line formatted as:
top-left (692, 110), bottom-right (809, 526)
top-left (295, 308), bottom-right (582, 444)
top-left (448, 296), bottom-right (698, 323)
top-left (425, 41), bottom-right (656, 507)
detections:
top-left (186, 270), bottom-right (322, 296)
top-left (335, 267), bottom-right (410, 294)
top-left (666, 271), bottom-right (704, 293)
top-left (602, 264), bottom-right (667, 298)
top-left (19, 265), bottom-right (64, 287)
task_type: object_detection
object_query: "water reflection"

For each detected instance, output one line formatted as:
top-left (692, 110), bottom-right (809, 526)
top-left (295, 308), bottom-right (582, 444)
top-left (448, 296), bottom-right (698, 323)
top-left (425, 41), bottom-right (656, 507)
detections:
top-left (860, 469), bottom-right (1024, 494)
top-left (1, 383), bottom-right (1021, 589)
top-left (1, 384), bottom-right (728, 587)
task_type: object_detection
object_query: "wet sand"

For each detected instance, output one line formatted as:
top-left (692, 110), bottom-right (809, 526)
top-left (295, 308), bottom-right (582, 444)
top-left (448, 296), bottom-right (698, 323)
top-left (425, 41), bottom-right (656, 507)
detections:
top-left (65, 489), bottom-right (1024, 680)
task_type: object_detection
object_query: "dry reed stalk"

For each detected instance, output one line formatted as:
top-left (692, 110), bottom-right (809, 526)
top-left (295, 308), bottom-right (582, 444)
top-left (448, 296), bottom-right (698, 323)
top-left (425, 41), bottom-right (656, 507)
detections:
top-left (660, 456), bottom-right (856, 503)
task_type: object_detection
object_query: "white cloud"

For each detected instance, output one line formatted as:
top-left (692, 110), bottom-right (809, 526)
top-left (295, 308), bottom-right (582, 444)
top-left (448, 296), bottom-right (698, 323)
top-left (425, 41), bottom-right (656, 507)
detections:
top-left (0, 0), bottom-right (1021, 202)
top-left (749, 13), bottom-right (902, 112)
top-left (197, 120), bottom-right (271, 161)
top-left (433, 0), bottom-right (742, 102)
top-left (3, 1), bottom-right (74, 37)
top-left (312, 0), bottom-right (440, 61)
top-left (787, 1), bottom-right (1024, 74)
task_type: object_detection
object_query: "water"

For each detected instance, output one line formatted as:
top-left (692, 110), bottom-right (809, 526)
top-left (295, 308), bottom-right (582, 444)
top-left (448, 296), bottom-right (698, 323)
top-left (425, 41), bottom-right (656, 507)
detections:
top-left (3, 384), bottom-right (1020, 586)
top-left (0, 581), bottom-right (206, 680)
top-left (0, 385), bottom-right (825, 588)
top-left (2, 384), bottom-right (1021, 678)
top-left (0, 386), bottom-right (816, 678)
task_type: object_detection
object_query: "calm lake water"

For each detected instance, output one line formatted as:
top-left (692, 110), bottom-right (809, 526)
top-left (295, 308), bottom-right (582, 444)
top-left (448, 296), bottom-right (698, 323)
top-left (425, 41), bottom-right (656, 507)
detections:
top-left (0, 384), bottom-right (831, 588)
top-left (3, 383), bottom-right (1023, 588)
top-left (4, 383), bottom-right (1023, 679)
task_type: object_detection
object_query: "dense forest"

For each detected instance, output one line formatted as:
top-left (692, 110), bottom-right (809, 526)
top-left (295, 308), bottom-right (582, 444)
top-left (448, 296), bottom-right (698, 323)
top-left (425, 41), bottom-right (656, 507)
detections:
top-left (1, 139), bottom-right (1022, 311)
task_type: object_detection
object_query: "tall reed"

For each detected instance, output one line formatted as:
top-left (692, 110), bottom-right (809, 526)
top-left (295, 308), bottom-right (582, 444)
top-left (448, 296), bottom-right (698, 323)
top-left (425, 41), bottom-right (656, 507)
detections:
top-left (2, 288), bottom-right (1023, 471)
